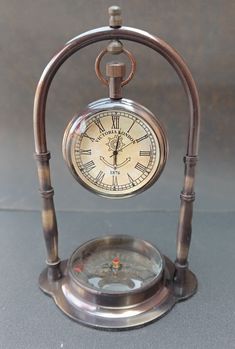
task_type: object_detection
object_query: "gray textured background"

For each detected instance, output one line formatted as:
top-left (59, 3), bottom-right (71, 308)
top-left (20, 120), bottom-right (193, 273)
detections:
top-left (0, 0), bottom-right (234, 212)
top-left (0, 1), bottom-right (235, 348)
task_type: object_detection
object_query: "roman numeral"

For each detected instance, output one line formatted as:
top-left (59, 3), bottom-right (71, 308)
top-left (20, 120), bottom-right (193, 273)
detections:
top-left (79, 149), bottom-right (91, 155)
top-left (95, 171), bottom-right (105, 183)
top-left (135, 162), bottom-right (149, 173)
top-left (83, 133), bottom-right (95, 142)
top-left (111, 114), bottom-right (120, 129)
top-left (136, 134), bottom-right (148, 143)
top-left (139, 150), bottom-right (151, 156)
top-left (82, 160), bottom-right (96, 172)
top-left (127, 173), bottom-right (135, 186)
top-left (112, 176), bottom-right (118, 187)
top-left (127, 120), bottom-right (135, 133)
top-left (94, 118), bottom-right (105, 133)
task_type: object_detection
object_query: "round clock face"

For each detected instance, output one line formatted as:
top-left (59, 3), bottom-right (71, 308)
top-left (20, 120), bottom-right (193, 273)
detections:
top-left (63, 99), bottom-right (168, 198)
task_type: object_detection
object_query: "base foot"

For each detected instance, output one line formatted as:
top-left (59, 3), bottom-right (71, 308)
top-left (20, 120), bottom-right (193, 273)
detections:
top-left (174, 268), bottom-right (198, 301)
top-left (39, 256), bottom-right (197, 330)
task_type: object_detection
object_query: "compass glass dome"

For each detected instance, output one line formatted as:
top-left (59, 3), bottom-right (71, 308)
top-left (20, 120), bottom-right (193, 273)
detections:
top-left (69, 235), bottom-right (163, 293)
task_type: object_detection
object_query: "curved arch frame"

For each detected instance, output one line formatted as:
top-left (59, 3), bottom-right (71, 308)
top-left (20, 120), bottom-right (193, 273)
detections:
top-left (34, 26), bottom-right (200, 289)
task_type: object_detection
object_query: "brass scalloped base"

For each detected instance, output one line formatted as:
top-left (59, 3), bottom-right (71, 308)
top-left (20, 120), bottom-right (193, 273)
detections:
top-left (39, 256), bottom-right (197, 330)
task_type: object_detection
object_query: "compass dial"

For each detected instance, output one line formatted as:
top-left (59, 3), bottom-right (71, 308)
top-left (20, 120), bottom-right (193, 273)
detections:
top-left (63, 99), bottom-right (168, 198)
top-left (69, 236), bottom-right (163, 293)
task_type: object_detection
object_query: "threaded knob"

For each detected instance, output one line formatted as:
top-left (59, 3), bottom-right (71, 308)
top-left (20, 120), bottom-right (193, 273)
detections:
top-left (106, 62), bottom-right (126, 79)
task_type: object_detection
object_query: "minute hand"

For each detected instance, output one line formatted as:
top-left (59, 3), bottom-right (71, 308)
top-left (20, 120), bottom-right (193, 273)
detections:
top-left (114, 133), bottom-right (121, 166)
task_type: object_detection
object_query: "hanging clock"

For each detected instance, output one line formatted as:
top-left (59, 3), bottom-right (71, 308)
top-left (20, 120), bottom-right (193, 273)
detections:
top-left (62, 97), bottom-right (168, 198)
top-left (34, 6), bottom-right (200, 330)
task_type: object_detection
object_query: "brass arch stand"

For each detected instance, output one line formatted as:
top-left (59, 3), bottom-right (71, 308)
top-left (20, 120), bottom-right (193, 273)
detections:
top-left (34, 7), bottom-right (200, 329)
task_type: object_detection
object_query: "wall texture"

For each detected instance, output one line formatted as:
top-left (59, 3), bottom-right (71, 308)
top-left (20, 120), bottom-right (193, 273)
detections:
top-left (0, 0), bottom-right (234, 212)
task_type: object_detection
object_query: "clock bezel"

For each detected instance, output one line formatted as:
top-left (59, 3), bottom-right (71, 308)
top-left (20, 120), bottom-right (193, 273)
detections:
top-left (62, 98), bottom-right (168, 199)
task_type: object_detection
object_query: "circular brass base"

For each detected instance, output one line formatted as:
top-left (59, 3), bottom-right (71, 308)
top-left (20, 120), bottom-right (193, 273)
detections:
top-left (39, 256), bottom-right (197, 330)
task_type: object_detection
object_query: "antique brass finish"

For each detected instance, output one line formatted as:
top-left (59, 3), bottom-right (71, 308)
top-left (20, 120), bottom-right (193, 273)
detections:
top-left (106, 62), bottom-right (126, 78)
top-left (39, 235), bottom-right (178, 329)
top-left (34, 5), bottom-right (200, 329)
top-left (108, 5), bottom-right (122, 28)
top-left (107, 40), bottom-right (123, 54)
top-left (106, 62), bottom-right (125, 99)
top-left (95, 47), bottom-right (136, 87)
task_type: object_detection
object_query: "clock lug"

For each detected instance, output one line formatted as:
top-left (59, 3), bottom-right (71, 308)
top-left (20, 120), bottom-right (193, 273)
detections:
top-left (106, 62), bottom-right (125, 100)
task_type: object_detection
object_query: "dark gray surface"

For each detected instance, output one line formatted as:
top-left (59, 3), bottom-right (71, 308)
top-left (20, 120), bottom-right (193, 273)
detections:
top-left (0, 210), bottom-right (235, 349)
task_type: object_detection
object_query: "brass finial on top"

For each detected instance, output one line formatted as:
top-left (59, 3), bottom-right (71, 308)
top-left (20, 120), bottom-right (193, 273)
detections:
top-left (108, 5), bottom-right (122, 28)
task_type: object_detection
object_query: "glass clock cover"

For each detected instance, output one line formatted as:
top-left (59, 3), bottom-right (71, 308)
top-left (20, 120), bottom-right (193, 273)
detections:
top-left (63, 98), bottom-right (168, 198)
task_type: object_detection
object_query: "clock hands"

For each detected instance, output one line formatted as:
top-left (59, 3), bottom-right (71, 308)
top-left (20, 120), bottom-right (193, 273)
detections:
top-left (113, 132), bottom-right (121, 168)
top-left (110, 139), bottom-right (135, 158)
top-left (102, 131), bottom-right (132, 169)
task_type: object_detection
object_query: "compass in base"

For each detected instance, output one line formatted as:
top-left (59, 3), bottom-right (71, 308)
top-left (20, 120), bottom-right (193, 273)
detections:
top-left (39, 235), bottom-right (197, 330)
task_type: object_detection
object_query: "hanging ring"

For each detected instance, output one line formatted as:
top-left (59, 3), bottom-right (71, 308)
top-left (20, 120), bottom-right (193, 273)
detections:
top-left (95, 48), bottom-right (136, 87)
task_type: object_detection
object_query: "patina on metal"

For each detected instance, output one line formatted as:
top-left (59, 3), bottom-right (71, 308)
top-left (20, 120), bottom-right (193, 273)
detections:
top-left (33, 5), bottom-right (200, 329)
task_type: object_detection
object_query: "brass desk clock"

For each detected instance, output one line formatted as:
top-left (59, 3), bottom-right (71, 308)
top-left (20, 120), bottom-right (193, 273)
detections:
top-left (34, 6), bottom-right (200, 330)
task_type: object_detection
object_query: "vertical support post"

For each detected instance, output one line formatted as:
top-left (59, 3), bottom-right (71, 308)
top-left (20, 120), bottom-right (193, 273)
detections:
top-left (174, 155), bottom-right (198, 297)
top-left (34, 151), bottom-right (61, 281)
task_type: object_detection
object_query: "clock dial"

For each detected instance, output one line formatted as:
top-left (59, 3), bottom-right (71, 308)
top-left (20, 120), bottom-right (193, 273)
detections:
top-left (63, 101), bottom-right (168, 198)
